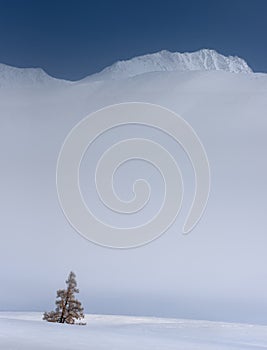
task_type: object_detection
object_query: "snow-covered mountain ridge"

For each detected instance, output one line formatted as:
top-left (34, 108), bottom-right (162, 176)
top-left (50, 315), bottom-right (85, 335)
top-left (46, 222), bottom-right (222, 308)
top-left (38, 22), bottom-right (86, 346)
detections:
top-left (88, 49), bottom-right (253, 81)
top-left (0, 49), bottom-right (253, 87)
top-left (0, 63), bottom-right (70, 87)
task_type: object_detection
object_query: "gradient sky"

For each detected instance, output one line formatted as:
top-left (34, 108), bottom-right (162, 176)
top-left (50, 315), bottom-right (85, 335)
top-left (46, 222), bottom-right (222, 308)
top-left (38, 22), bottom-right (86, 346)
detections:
top-left (0, 0), bottom-right (267, 80)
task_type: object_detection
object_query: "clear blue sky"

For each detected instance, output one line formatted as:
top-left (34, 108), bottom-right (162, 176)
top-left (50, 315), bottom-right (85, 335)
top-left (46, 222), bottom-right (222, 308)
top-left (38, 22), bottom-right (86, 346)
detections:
top-left (0, 0), bottom-right (266, 80)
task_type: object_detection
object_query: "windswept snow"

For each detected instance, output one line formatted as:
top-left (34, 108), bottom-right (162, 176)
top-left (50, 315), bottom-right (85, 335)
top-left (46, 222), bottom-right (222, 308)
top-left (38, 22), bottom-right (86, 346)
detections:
top-left (0, 312), bottom-right (267, 350)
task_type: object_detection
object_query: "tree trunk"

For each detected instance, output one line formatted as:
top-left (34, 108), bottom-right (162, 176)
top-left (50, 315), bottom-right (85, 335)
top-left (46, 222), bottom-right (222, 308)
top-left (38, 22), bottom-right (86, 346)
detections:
top-left (59, 288), bottom-right (70, 323)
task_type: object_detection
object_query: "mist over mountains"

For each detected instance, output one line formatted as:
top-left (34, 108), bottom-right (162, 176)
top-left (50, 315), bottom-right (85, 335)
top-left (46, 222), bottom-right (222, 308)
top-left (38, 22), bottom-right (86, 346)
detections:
top-left (1, 49), bottom-right (267, 324)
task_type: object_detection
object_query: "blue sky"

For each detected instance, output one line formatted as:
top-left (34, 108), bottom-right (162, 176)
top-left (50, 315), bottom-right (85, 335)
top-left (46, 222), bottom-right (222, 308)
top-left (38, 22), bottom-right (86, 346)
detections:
top-left (0, 0), bottom-right (266, 80)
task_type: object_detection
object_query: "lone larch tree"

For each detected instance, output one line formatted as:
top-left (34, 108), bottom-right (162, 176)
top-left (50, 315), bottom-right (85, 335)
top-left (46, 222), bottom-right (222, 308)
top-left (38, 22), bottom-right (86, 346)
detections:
top-left (43, 271), bottom-right (85, 324)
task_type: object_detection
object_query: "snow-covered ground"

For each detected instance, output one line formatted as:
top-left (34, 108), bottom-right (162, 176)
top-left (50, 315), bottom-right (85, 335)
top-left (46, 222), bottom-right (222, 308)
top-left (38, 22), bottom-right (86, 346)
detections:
top-left (1, 312), bottom-right (267, 350)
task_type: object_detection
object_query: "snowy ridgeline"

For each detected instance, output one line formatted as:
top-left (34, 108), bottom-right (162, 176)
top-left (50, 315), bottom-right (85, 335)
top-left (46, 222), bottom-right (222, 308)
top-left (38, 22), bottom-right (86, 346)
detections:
top-left (1, 312), bottom-right (267, 350)
top-left (88, 49), bottom-right (253, 81)
top-left (0, 49), bottom-right (254, 87)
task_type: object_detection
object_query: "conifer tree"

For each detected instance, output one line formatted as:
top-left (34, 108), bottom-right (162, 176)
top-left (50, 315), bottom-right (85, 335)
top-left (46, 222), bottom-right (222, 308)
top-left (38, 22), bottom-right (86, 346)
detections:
top-left (43, 271), bottom-right (85, 324)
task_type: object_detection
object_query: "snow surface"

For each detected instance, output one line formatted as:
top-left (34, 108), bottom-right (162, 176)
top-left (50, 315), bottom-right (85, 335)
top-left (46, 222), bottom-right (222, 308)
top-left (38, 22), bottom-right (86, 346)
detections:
top-left (1, 312), bottom-right (267, 350)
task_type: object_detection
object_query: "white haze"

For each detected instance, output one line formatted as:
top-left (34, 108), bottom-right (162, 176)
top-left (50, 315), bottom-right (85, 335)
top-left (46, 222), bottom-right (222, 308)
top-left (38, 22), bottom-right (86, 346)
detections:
top-left (0, 49), bottom-right (267, 324)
